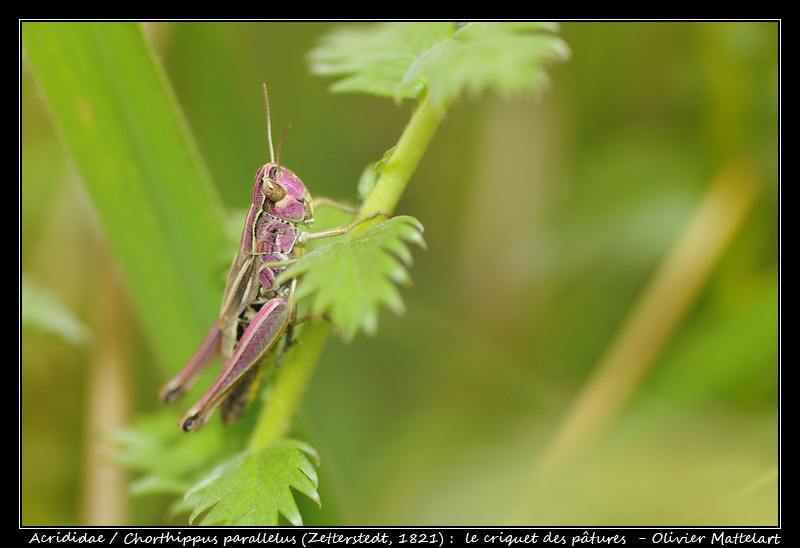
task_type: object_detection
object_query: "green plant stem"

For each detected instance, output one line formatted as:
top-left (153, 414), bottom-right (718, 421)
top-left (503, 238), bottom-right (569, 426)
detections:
top-left (247, 91), bottom-right (447, 451)
top-left (354, 91), bottom-right (448, 233)
top-left (247, 320), bottom-right (330, 452)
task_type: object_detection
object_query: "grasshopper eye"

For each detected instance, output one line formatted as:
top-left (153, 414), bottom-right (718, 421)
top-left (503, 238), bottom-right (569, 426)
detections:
top-left (262, 176), bottom-right (287, 202)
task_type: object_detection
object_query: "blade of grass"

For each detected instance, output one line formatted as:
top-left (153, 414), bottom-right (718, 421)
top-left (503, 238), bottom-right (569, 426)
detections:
top-left (22, 22), bottom-right (228, 368)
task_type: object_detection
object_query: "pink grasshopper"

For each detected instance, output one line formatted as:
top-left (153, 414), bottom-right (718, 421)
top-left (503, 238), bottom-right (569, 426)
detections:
top-left (159, 85), bottom-right (381, 431)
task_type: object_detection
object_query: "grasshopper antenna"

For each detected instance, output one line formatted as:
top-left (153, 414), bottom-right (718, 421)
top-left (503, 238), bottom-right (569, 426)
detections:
top-left (263, 83), bottom-right (275, 165)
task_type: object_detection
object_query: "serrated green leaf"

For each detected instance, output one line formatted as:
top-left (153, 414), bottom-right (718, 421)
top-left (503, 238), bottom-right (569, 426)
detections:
top-left (277, 216), bottom-right (425, 341)
top-left (309, 22), bottom-right (569, 108)
top-left (108, 412), bottom-right (240, 498)
top-left (403, 22), bottom-right (571, 107)
top-left (308, 22), bottom-right (455, 98)
top-left (186, 440), bottom-right (320, 526)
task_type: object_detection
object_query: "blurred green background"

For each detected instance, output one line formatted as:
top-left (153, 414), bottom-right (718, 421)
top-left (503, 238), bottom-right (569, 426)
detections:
top-left (20, 21), bottom-right (779, 526)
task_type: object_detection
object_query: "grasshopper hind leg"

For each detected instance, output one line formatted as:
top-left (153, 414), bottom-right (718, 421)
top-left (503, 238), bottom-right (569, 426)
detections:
top-left (219, 297), bottom-right (275, 425)
top-left (179, 295), bottom-right (292, 431)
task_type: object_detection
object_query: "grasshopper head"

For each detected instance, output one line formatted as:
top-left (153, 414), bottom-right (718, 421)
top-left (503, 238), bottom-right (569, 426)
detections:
top-left (254, 163), bottom-right (314, 225)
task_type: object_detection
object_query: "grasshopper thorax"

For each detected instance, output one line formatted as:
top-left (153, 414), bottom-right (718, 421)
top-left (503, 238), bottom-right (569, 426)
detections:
top-left (253, 162), bottom-right (314, 225)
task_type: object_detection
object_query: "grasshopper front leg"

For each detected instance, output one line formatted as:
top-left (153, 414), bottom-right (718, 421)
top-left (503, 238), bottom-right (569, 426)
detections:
top-left (299, 211), bottom-right (388, 243)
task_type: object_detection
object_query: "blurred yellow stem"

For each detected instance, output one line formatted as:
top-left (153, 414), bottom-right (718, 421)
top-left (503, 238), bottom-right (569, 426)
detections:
top-left (537, 158), bottom-right (761, 479)
top-left (82, 256), bottom-right (132, 525)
